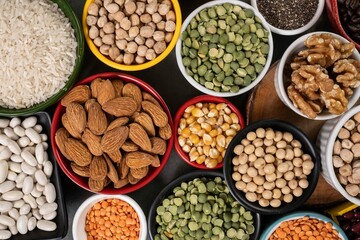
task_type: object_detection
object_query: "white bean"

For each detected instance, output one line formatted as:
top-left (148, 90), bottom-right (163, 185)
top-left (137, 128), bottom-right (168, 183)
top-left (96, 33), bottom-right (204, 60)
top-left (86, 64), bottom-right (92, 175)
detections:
top-left (32, 208), bottom-right (42, 220)
top-left (9, 162), bottom-right (21, 173)
top-left (27, 217), bottom-right (36, 231)
top-left (22, 117), bottom-right (37, 129)
top-left (0, 119), bottom-right (10, 128)
top-left (7, 140), bottom-right (20, 155)
top-left (40, 134), bottom-right (47, 142)
top-left (15, 172), bottom-right (26, 185)
top-left (2, 191), bottom-right (23, 201)
top-left (6, 171), bottom-right (17, 181)
top-left (4, 128), bottom-right (18, 140)
top-left (43, 161), bottom-right (53, 177)
top-left (42, 142), bottom-right (49, 150)
top-left (0, 230), bottom-right (11, 239)
top-left (19, 204), bottom-right (31, 215)
top-left (23, 195), bottom-right (37, 209)
top-left (9, 118), bottom-right (20, 128)
top-left (0, 215), bottom-right (15, 227)
top-left (23, 146), bottom-right (35, 155)
top-left (13, 200), bottom-right (25, 209)
top-left (8, 224), bottom-right (17, 235)
top-left (0, 148), bottom-right (11, 161)
top-left (21, 150), bottom-right (37, 167)
top-left (35, 183), bottom-right (44, 192)
top-left (30, 187), bottom-right (42, 198)
top-left (37, 220), bottom-right (56, 231)
top-left (39, 202), bottom-right (58, 216)
top-left (35, 143), bottom-right (44, 165)
top-left (0, 201), bottom-right (12, 213)
top-left (34, 170), bottom-right (48, 186)
top-left (13, 126), bottom-right (25, 137)
top-left (22, 176), bottom-right (34, 195)
top-left (0, 181), bottom-right (15, 193)
top-left (8, 208), bottom-right (19, 220)
top-left (44, 183), bottom-right (56, 203)
top-left (0, 224), bottom-right (5, 230)
top-left (36, 196), bottom-right (47, 206)
top-left (24, 128), bottom-right (41, 144)
top-left (0, 135), bottom-right (9, 146)
top-left (17, 137), bottom-right (30, 148)
top-left (21, 162), bottom-right (36, 175)
top-left (43, 211), bottom-right (57, 221)
top-left (10, 155), bottom-right (23, 163)
top-left (17, 215), bottom-right (28, 234)
top-left (0, 160), bottom-right (8, 183)
top-left (33, 125), bottom-right (43, 133)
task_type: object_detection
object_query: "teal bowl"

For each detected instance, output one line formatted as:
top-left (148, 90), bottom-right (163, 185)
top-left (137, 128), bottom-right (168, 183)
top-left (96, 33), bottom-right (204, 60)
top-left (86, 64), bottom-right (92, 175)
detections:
top-left (0, 0), bottom-right (84, 116)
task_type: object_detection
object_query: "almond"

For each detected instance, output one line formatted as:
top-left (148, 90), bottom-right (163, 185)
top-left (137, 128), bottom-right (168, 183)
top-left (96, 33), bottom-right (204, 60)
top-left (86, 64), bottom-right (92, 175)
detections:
top-left (88, 177), bottom-right (106, 192)
top-left (142, 92), bottom-right (162, 108)
top-left (61, 85), bottom-right (91, 107)
top-left (134, 112), bottom-right (155, 137)
top-left (149, 137), bottom-right (167, 155)
top-left (130, 166), bottom-right (148, 179)
top-left (107, 117), bottom-right (129, 131)
top-left (66, 102), bottom-right (87, 134)
top-left (127, 172), bottom-right (140, 184)
top-left (112, 79), bottom-right (124, 97)
top-left (87, 102), bottom-right (108, 135)
top-left (82, 128), bottom-right (103, 156)
top-left (104, 154), bottom-right (119, 183)
top-left (114, 178), bottom-right (129, 189)
top-left (159, 123), bottom-right (172, 140)
top-left (62, 113), bottom-right (81, 139)
top-left (122, 83), bottom-right (142, 111)
top-left (55, 128), bottom-right (72, 160)
top-left (102, 97), bottom-right (137, 117)
top-left (125, 151), bottom-right (154, 168)
top-left (89, 156), bottom-right (108, 181)
top-left (97, 79), bottom-right (116, 106)
top-left (106, 150), bottom-right (122, 163)
top-left (84, 98), bottom-right (97, 111)
top-left (142, 100), bottom-right (168, 127)
top-left (64, 138), bottom-right (92, 166)
top-left (71, 163), bottom-right (90, 177)
top-left (90, 78), bottom-right (103, 98)
top-left (119, 155), bottom-right (129, 179)
top-left (121, 140), bottom-right (139, 152)
top-left (101, 126), bottom-right (129, 153)
top-left (151, 155), bottom-right (161, 167)
top-left (129, 123), bottom-right (151, 152)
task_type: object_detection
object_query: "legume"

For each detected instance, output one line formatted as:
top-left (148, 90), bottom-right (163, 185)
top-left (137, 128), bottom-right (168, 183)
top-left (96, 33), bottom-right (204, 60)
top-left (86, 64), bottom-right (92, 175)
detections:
top-left (154, 177), bottom-right (255, 240)
top-left (181, 3), bottom-right (270, 93)
top-left (338, 0), bottom-right (360, 42)
top-left (337, 206), bottom-right (360, 239)
top-left (232, 128), bottom-right (314, 207)
top-left (177, 102), bottom-right (241, 168)
top-left (256, 0), bottom-right (318, 30)
top-left (85, 198), bottom-right (140, 240)
top-left (269, 216), bottom-right (341, 240)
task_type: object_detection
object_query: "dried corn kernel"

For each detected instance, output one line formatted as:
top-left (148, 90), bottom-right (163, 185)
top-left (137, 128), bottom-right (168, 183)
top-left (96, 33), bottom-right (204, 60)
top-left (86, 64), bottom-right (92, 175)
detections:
top-left (179, 118), bottom-right (187, 129)
top-left (209, 129), bottom-right (218, 138)
top-left (224, 114), bottom-right (233, 124)
top-left (178, 136), bottom-right (186, 147)
top-left (184, 105), bottom-right (195, 113)
top-left (216, 135), bottom-right (226, 148)
top-left (189, 134), bottom-right (200, 145)
top-left (221, 123), bottom-right (230, 131)
top-left (186, 116), bottom-right (196, 124)
top-left (201, 122), bottom-right (212, 132)
top-left (189, 123), bottom-right (201, 133)
top-left (208, 109), bottom-right (219, 118)
top-left (196, 155), bottom-right (206, 164)
top-left (216, 103), bottom-right (227, 110)
top-left (205, 158), bottom-right (218, 168)
top-left (191, 107), bottom-right (204, 118)
top-left (209, 148), bottom-right (220, 158)
top-left (203, 134), bottom-right (213, 145)
top-left (180, 127), bottom-right (191, 138)
top-left (230, 113), bottom-right (239, 124)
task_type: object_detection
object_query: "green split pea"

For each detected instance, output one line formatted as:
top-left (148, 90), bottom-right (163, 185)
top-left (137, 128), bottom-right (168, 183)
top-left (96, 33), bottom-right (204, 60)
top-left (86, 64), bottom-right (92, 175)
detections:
top-left (154, 177), bottom-right (255, 240)
top-left (181, 3), bottom-right (270, 93)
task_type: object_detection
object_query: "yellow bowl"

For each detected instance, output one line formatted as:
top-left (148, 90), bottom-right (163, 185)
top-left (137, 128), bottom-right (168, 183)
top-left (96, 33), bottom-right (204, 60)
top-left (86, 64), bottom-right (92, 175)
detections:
top-left (82, 0), bottom-right (182, 71)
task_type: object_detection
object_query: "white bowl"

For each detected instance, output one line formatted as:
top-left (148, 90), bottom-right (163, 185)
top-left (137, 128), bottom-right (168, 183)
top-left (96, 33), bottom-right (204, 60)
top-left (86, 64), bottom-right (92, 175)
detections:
top-left (175, 0), bottom-right (273, 97)
top-left (260, 211), bottom-right (347, 239)
top-left (275, 31), bottom-right (360, 120)
top-left (72, 194), bottom-right (147, 240)
top-left (250, 0), bottom-right (325, 36)
top-left (318, 105), bottom-right (360, 206)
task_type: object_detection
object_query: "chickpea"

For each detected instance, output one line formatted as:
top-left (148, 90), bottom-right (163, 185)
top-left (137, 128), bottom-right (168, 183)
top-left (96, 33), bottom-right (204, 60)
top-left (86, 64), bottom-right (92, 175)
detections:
top-left (166, 10), bottom-right (176, 21)
top-left (264, 164), bottom-right (275, 174)
top-left (99, 44), bottom-right (110, 55)
top-left (283, 194), bottom-right (293, 203)
top-left (241, 174), bottom-right (252, 183)
top-left (284, 171), bottom-right (295, 181)
top-left (293, 187), bottom-right (303, 197)
top-left (153, 41), bottom-right (167, 54)
top-left (232, 172), bottom-right (241, 181)
top-left (156, 20), bottom-right (166, 31)
top-left (263, 181), bottom-right (275, 190)
top-left (128, 26), bottom-right (140, 38)
top-left (120, 17), bottom-right (131, 30)
top-left (93, 37), bottom-right (103, 47)
top-left (244, 144), bottom-right (255, 154)
top-left (254, 147), bottom-right (265, 157)
top-left (254, 158), bottom-right (265, 169)
top-left (275, 170), bottom-right (283, 179)
top-left (247, 167), bottom-right (257, 178)
top-left (298, 179), bottom-right (309, 189)
top-left (126, 41), bottom-right (138, 54)
top-left (265, 128), bottom-right (275, 140)
top-left (259, 198), bottom-right (270, 207)
top-left (235, 181), bottom-right (246, 191)
top-left (258, 168), bottom-right (265, 176)
top-left (274, 131), bottom-right (283, 142)
top-left (248, 153), bottom-right (257, 162)
top-left (234, 144), bottom-right (244, 155)
top-left (281, 186), bottom-right (291, 195)
top-left (145, 38), bottom-right (155, 48)
top-left (263, 138), bottom-right (274, 147)
top-left (109, 46), bottom-right (120, 60)
top-left (135, 2), bottom-right (145, 15)
top-left (256, 128), bottom-right (265, 138)
top-left (246, 182), bottom-right (257, 192)
top-left (262, 190), bottom-right (272, 200)
top-left (246, 131), bottom-right (257, 141)
top-left (102, 34), bottom-right (115, 45)
top-left (165, 20), bottom-right (176, 32)
top-left (270, 199), bottom-right (281, 208)
top-left (89, 26), bottom-right (100, 39)
top-left (145, 48), bottom-right (156, 60)
top-left (264, 154), bottom-right (275, 163)
top-left (272, 188), bottom-right (282, 199)
top-left (288, 179), bottom-right (298, 190)
top-left (275, 178), bottom-right (286, 188)
top-left (265, 173), bottom-right (276, 182)
top-left (87, 15), bottom-right (98, 26)
top-left (153, 31), bottom-right (165, 42)
top-left (253, 175), bottom-right (265, 186)
top-left (123, 52), bottom-right (134, 65)
top-left (245, 192), bottom-right (257, 202)
top-left (137, 45), bottom-right (148, 57)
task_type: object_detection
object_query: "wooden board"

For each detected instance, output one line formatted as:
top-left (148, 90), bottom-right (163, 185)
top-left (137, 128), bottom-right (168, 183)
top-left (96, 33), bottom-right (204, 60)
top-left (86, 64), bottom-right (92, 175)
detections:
top-left (246, 61), bottom-right (344, 207)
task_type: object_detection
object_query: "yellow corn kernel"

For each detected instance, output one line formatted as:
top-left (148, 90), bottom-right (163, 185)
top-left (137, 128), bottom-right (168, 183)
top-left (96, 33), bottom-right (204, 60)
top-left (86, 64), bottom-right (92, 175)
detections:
top-left (189, 147), bottom-right (199, 161)
top-left (223, 114), bottom-right (233, 124)
top-left (197, 146), bottom-right (204, 155)
top-left (209, 148), bottom-right (220, 159)
top-left (197, 129), bottom-right (205, 138)
top-left (203, 145), bottom-right (210, 156)
top-left (226, 129), bottom-right (236, 136)
top-left (202, 107), bottom-right (209, 115)
top-left (196, 155), bottom-right (206, 164)
top-left (203, 134), bottom-right (212, 145)
top-left (186, 116), bottom-right (196, 125)
top-left (190, 123), bottom-right (201, 133)
top-left (230, 113), bottom-right (239, 124)
top-left (221, 150), bottom-right (226, 158)
top-left (220, 123), bottom-right (230, 131)
top-left (216, 145), bottom-right (225, 153)
top-left (179, 118), bottom-right (187, 129)
top-left (195, 102), bottom-right (203, 108)
top-left (191, 107), bottom-right (204, 118)
top-left (178, 136), bottom-right (186, 147)
top-left (197, 117), bottom-right (206, 124)
top-left (184, 105), bottom-right (195, 113)
top-left (183, 112), bottom-right (190, 118)
top-left (189, 134), bottom-right (200, 145)
top-left (197, 139), bottom-right (204, 147)
top-left (210, 141), bottom-right (216, 148)
top-left (225, 136), bottom-right (234, 147)
top-left (206, 117), bottom-right (217, 126)
top-left (205, 158), bottom-right (218, 168)
top-left (217, 128), bottom-right (223, 136)
top-left (182, 144), bottom-right (191, 153)
top-left (217, 115), bottom-right (224, 126)
top-left (217, 155), bottom-right (224, 163)
top-left (208, 103), bottom-right (216, 109)
top-left (216, 103), bottom-right (227, 111)
top-left (209, 129), bottom-right (218, 137)
top-left (216, 135), bottom-right (226, 148)
top-left (207, 109), bottom-right (218, 118)
top-left (201, 122), bottom-right (212, 132)
top-left (180, 127), bottom-right (191, 138)
top-left (224, 107), bottom-right (232, 115)
top-left (231, 123), bottom-right (241, 131)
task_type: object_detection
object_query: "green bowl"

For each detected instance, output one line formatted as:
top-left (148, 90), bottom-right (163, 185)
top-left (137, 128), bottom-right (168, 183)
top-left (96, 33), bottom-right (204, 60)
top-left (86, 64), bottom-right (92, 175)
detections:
top-left (0, 0), bottom-right (84, 116)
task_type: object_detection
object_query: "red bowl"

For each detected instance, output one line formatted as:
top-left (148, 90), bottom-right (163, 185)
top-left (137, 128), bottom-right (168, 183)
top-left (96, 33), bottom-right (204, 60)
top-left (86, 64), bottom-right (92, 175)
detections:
top-left (173, 95), bottom-right (245, 170)
top-left (326, 0), bottom-right (360, 51)
top-left (51, 72), bottom-right (174, 194)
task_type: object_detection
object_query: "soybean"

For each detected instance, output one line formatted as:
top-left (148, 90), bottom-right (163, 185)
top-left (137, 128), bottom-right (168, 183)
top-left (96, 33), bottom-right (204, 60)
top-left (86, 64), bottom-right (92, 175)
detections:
top-left (154, 177), bottom-right (255, 240)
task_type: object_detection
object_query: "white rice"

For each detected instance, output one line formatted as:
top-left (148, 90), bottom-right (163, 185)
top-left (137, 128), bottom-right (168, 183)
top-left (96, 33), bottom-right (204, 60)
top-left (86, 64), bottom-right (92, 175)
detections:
top-left (0, 0), bottom-right (77, 109)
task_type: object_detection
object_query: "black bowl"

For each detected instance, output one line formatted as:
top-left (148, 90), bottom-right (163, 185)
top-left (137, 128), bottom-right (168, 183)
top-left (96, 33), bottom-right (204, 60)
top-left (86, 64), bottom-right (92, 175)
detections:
top-left (223, 119), bottom-right (320, 215)
top-left (148, 171), bottom-right (261, 240)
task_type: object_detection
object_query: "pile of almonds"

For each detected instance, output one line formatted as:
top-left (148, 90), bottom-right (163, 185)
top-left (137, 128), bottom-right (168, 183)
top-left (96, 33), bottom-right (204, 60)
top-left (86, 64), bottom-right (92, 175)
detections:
top-left (55, 78), bottom-right (172, 192)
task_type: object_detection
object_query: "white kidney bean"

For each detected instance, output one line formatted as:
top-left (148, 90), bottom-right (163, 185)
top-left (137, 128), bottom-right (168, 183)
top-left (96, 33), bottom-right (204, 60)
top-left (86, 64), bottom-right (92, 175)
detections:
top-left (40, 134), bottom-right (47, 142)
top-left (0, 148), bottom-right (11, 161)
top-left (30, 187), bottom-right (42, 198)
top-left (20, 162), bottom-right (36, 175)
top-left (24, 128), bottom-right (41, 144)
top-left (16, 215), bottom-right (28, 234)
top-left (32, 209), bottom-right (42, 220)
top-left (22, 176), bottom-right (34, 195)
top-left (39, 203), bottom-right (58, 216)
top-left (21, 150), bottom-right (37, 167)
top-left (17, 137), bottom-right (30, 148)
top-left (43, 211), bottom-right (57, 221)
top-left (33, 125), bottom-right (43, 134)
top-left (0, 119), bottom-right (9, 128)
top-left (3, 128), bottom-right (18, 141)
top-left (42, 142), bottom-right (49, 151)
top-left (36, 196), bottom-right (47, 206)
top-left (8, 209), bottom-right (19, 221)
top-left (0, 224), bottom-right (5, 230)
top-left (0, 161), bottom-right (8, 184)
top-left (0, 202), bottom-right (12, 213)
top-left (6, 141), bottom-right (20, 155)
top-left (9, 118), bottom-right (20, 129)
top-left (2, 191), bottom-right (23, 201)
top-left (35, 144), bottom-right (44, 165)
top-left (19, 204), bottom-right (31, 215)
top-left (34, 170), bottom-right (48, 186)
top-left (9, 163), bottom-right (21, 174)
top-left (6, 172), bottom-right (16, 182)
top-left (15, 173), bottom-right (26, 189)
top-left (10, 155), bottom-right (23, 163)
top-left (8, 224), bottom-right (17, 235)
top-left (0, 216), bottom-right (15, 227)
top-left (13, 126), bottom-right (25, 138)
top-left (0, 230), bottom-right (11, 240)
top-left (21, 117), bottom-right (37, 129)
top-left (44, 183), bottom-right (56, 203)
top-left (13, 200), bottom-right (25, 209)
top-left (37, 220), bottom-right (56, 231)
top-left (27, 217), bottom-right (36, 231)
top-left (35, 183), bottom-right (44, 192)
top-left (0, 135), bottom-right (9, 146)
top-left (0, 182), bottom-right (14, 194)
top-left (23, 195), bottom-right (37, 209)
top-left (43, 161), bottom-right (53, 178)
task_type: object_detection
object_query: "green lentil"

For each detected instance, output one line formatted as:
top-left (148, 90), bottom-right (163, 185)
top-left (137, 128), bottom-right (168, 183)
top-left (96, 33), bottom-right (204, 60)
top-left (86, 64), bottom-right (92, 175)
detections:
top-left (154, 177), bottom-right (255, 240)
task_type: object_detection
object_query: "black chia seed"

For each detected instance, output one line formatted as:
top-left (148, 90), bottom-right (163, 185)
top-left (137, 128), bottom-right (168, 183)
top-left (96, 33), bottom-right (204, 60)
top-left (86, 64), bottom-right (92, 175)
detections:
top-left (256, 0), bottom-right (319, 30)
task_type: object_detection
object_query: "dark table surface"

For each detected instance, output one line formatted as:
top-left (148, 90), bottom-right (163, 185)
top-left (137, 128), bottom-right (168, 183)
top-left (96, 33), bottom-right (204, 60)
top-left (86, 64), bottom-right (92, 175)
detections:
top-left (55, 1), bottom-right (333, 239)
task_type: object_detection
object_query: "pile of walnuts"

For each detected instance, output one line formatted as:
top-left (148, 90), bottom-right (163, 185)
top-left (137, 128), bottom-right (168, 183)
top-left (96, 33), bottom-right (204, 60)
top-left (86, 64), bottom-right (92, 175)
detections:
top-left (287, 33), bottom-right (360, 119)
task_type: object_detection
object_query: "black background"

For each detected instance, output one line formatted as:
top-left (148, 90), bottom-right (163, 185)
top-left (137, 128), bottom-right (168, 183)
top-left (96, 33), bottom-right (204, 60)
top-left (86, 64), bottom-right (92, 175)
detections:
top-left (54, 1), bottom-right (333, 239)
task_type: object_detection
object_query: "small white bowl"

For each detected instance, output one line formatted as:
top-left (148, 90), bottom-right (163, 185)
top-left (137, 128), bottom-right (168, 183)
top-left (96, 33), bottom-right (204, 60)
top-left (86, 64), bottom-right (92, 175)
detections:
top-left (176, 0), bottom-right (273, 97)
top-left (250, 0), bottom-right (325, 36)
top-left (318, 105), bottom-right (360, 206)
top-left (73, 194), bottom-right (147, 240)
top-left (260, 211), bottom-right (347, 239)
top-left (275, 31), bottom-right (360, 120)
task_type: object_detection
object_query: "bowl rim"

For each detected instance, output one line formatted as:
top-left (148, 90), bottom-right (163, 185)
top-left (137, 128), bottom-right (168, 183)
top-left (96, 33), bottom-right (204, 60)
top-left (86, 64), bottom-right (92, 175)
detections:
top-left (324, 105), bottom-right (360, 206)
top-left (175, 0), bottom-right (273, 97)
top-left (250, 0), bottom-right (325, 36)
top-left (147, 170), bottom-right (261, 240)
top-left (223, 119), bottom-right (321, 215)
top-left (173, 95), bottom-right (245, 169)
top-left (72, 194), bottom-right (147, 240)
top-left (51, 72), bottom-right (174, 194)
top-left (259, 211), bottom-right (347, 240)
top-left (276, 31), bottom-right (360, 120)
top-left (82, 0), bottom-right (182, 71)
top-left (0, 0), bottom-right (84, 116)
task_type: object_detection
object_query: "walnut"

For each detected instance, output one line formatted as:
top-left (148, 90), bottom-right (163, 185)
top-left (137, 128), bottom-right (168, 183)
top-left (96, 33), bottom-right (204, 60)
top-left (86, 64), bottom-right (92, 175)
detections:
top-left (333, 59), bottom-right (360, 88)
top-left (320, 84), bottom-right (348, 115)
top-left (287, 85), bottom-right (320, 119)
top-left (291, 56), bottom-right (308, 70)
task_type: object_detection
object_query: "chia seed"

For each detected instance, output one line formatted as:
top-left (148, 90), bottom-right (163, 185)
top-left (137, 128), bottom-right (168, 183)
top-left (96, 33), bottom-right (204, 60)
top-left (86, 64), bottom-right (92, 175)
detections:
top-left (256, 0), bottom-right (319, 30)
